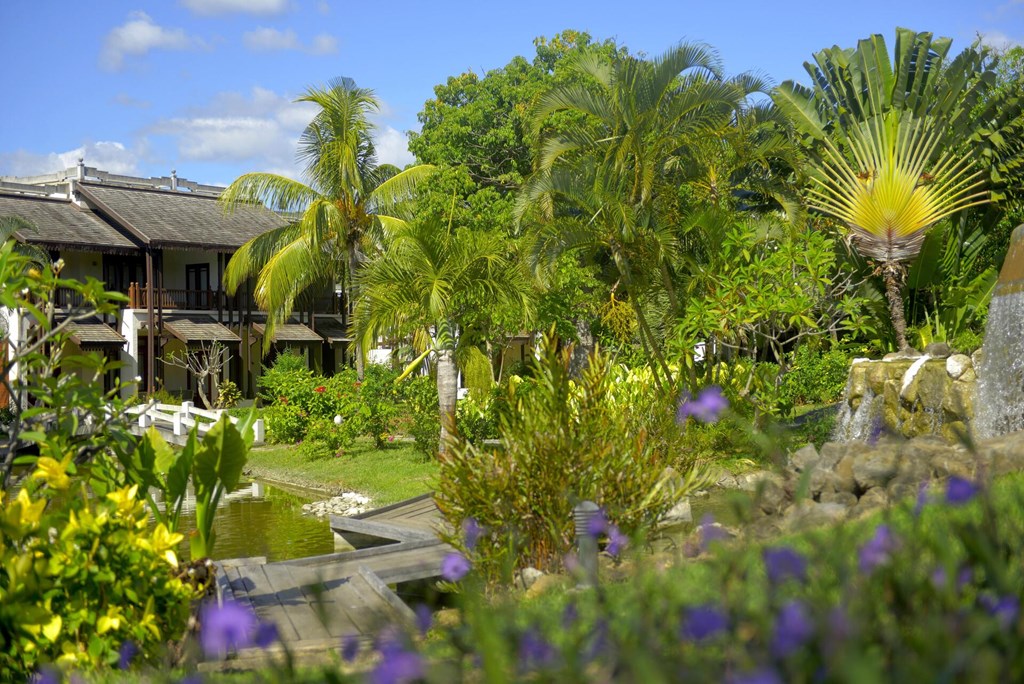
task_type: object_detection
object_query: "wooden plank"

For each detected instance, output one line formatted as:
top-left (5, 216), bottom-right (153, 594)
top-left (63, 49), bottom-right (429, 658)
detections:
top-left (278, 537), bottom-right (442, 569)
top-left (351, 492), bottom-right (434, 521)
top-left (357, 566), bottom-right (416, 628)
top-left (223, 566), bottom-right (256, 611)
top-left (343, 572), bottom-right (404, 634)
top-left (257, 564), bottom-right (333, 642)
top-left (329, 515), bottom-right (436, 544)
top-left (233, 564), bottom-right (301, 641)
top-left (283, 565), bottom-right (360, 639)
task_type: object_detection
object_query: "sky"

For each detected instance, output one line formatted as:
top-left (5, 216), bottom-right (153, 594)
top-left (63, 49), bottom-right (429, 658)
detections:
top-left (0, 0), bottom-right (1020, 188)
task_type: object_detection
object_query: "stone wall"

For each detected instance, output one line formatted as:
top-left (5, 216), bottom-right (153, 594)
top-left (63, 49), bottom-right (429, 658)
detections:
top-left (837, 345), bottom-right (979, 442)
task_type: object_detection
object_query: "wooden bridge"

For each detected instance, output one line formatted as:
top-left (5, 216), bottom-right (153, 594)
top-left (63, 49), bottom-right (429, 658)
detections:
top-left (125, 401), bottom-right (265, 445)
top-left (207, 494), bottom-right (450, 666)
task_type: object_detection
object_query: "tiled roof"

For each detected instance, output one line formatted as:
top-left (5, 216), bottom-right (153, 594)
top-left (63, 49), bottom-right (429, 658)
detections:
top-left (251, 322), bottom-right (323, 343)
top-left (163, 316), bottom-right (241, 344)
top-left (0, 191), bottom-right (139, 253)
top-left (311, 316), bottom-right (353, 344)
top-left (77, 182), bottom-right (287, 251)
top-left (64, 317), bottom-right (127, 347)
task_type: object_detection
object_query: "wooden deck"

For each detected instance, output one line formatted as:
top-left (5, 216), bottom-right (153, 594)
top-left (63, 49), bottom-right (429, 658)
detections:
top-left (209, 494), bottom-right (452, 666)
top-left (330, 492), bottom-right (445, 549)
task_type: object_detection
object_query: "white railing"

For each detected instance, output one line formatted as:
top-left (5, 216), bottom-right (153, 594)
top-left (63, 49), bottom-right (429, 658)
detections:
top-left (125, 401), bottom-right (265, 444)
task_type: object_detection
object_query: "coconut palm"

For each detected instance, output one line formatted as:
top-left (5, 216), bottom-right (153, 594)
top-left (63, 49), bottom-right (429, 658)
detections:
top-left (772, 29), bottom-right (1004, 349)
top-left (221, 78), bottom-right (433, 373)
top-left (517, 42), bottom-right (760, 391)
top-left (353, 217), bottom-right (531, 455)
top-left (1, 216), bottom-right (50, 267)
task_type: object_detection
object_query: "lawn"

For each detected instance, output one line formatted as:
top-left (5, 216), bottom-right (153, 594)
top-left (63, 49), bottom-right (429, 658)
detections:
top-left (244, 437), bottom-right (439, 506)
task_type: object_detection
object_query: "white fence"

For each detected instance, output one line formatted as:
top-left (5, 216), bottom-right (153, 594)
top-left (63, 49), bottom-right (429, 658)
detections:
top-left (125, 401), bottom-right (265, 444)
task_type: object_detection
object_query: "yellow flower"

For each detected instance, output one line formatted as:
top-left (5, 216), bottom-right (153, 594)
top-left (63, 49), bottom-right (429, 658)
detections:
top-left (31, 456), bottom-right (71, 490)
top-left (106, 484), bottom-right (144, 520)
top-left (11, 489), bottom-right (46, 528)
top-left (137, 522), bottom-right (184, 568)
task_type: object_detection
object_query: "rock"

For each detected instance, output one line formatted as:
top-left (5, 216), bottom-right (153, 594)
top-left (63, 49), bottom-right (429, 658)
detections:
top-left (849, 487), bottom-right (888, 519)
top-left (884, 348), bottom-right (923, 360)
top-left (782, 502), bottom-right (848, 532)
top-left (518, 567), bottom-right (544, 590)
top-left (946, 354), bottom-right (972, 380)
top-left (435, 608), bottom-right (461, 629)
top-left (852, 446), bottom-right (900, 489)
top-left (736, 472), bottom-right (788, 515)
top-left (807, 467), bottom-right (839, 497)
top-left (716, 472), bottom-right (739, 489)
top-left (818, 442), bottom-right (851, 470)
top-left (924, 342), bottom-right (952, 358)
top-left (834, 453), bottom-right (858, 493)
top-left (929, 447), bottom-right (978, 480)
top-left (971, 348), bottom-right (984, 370)
top-left (788, 444), bottom-right (820, 472)
top-left (820, 490), bottom-right (858, 507)
top-left (300, 491), bottom-right (373, 519)
top-left (525, 574), bottom-right (570, 599)
top-left (661, 498), bottom-right (693, 525)
top-left (848, 362), bottom-right (869, 400)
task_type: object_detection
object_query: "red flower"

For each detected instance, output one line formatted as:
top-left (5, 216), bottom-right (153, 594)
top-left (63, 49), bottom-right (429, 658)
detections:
top-left (354, 382), bottom-right (362, 388)
top-left (315, 386), bottom-right (326, 393)
top-left (279, 396), bottom-right (288, 404)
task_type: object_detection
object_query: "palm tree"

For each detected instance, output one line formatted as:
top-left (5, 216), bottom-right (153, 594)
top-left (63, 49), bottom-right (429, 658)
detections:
top-left (1, 216), bottom-right (51, 267)
top-left (517, 42), bottom-right (754, 391)
top-left (353, 217), bottom-right (532, 455)
top-left (221, 78), bottom-right (433, 375)
top-left (772, 29), bottom-right (1003, 350)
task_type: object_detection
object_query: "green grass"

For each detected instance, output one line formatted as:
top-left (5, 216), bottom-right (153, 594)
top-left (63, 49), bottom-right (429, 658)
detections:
top-left (244, 437), bottom-right (439, 506)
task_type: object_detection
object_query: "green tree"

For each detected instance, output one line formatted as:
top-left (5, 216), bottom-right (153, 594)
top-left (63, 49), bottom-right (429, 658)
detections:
top-left (353, 218), bottom-right (531, 455)
top-left (772, 29), bottom-right (1019, 349)
top-left (517, 42), bottom-right (747, 392)
top-left (221, 78), bottom-right (433, 375)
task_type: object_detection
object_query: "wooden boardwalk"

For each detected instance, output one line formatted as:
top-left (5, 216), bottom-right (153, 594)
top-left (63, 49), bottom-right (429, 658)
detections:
top-left (210, 494), bottom-right (451, 666)
top-left (330, 492), bottom-right (445, 549)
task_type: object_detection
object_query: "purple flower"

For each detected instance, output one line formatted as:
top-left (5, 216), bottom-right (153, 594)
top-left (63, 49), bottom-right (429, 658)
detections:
top-left (698, 514), bottom-right (731, 551)
top-left (771, 600), bottom-right (814, 658)
top-left (254, 621), bottom-right (279, 649)
top-left (440, 552), bottom-right (471, 582)
top-left (763, 546), bottom-right (808, 585)
top-left (414, 604), bottom-right (433, 636)
top-left (562, 601), bottom-right (578, 629)
top-left (980, 595), bottom-right (1020, 630)
top-left (681, 604), bottom-right (729, 641)
top-left (913, 481), bottom-right (930, 517)
top-left (826, 606), bottom-right (851, 644)
top-left (583, 618), bottom-right (609, 663)
top-left (118, 640), bottom-right (139, 670)
top-left (931, 566), bottom-right (948, 590)
top-left (371, 637), bottom-right (424, 684)
top-left (677, 386), bottom-right (728, 424)
top-left (462, 518), bottom-right (482, 551)
top-left (731, 669), bottom-right (783, 684)
top-left (342, 633), bottom-right (360, 662)
top-left (957, 565), bottom-right (974, 590)
top-left (858, 524), bottom-right (898, 574)
top-left (586, 509), bottom-right (609, 538)
top-left (519, 628), bottom-right (557, 669)
top-left (606, 524), bottom-right (628, 557)
top-left (945, 476), bottom-right (979, 505)
top-left (200, 600), bottom-right (258, 658)
top-left (30, 666), bottom-right (61, 684)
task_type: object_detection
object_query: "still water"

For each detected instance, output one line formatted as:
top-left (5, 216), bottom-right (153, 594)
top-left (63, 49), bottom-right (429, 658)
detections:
top-left (177, 481), bottom-right (335, 562)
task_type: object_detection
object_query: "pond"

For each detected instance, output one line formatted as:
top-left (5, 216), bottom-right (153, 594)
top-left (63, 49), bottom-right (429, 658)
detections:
top-left (176, 480), bottom-right (336, 563)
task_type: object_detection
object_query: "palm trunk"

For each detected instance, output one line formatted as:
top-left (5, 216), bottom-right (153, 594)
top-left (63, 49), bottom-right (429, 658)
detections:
top-left (349, 245), bottom-right (365, 380)
top-left (568, 317), bottom-right (594, 379)
top-left (436, 348), bottom-right (459, 457)
top-left (883, 261), bottom-right (909, 351)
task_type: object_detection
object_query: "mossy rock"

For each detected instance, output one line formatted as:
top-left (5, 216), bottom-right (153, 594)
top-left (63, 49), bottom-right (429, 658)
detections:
top-left (848, 362), bottom-right (869, 400)
top-left (900, 361), bottom-right (950, 410)
top-left (942, 379), bottom-right (976, 421)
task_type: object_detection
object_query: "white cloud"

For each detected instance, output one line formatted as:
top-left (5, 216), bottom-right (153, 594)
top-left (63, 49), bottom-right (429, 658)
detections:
top-left (317, 1), bottom-right (330, 15)
top-left (242, 27), bottom-right (338, 55)
top-left (977, 30), bottom-right (1021, 50)
top-left (100, 12), bottom-right (201, 71)
top-left (180, 0), bottom-right (289, 16)
top-left (374, 126), bottom-right (414, 168)
top-left (0, 141), bottom-right (142, 178)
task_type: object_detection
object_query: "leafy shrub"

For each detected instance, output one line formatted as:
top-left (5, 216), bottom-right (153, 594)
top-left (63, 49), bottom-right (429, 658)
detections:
top-left (456, 391), bottom-right (499, 444)
top-left (361, 364), bottom-right (403, 447)
top-left (300, 415), bottom-right (360, 459)
top-left (404, 374), bottom-right (441, 458)
top-left (264, 401), bottom-right (309, 444)
top-left (257, 351), bottom-right (313, 407)
top-left (778, 346), bottom-right (851, 414)
top-left (215, 378), bottom-right (241, 409)
top-left (298, 439), bottom-right (341, 461)
top-left (436, 337), bottom-right (708, 579)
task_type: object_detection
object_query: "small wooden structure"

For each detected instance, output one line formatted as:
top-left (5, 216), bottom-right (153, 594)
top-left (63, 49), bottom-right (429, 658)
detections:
top-left (209, 494), bottom-right (450, 665)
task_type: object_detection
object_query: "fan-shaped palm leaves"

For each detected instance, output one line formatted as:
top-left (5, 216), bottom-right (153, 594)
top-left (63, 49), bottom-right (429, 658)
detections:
top-left (221, 78), bottom-right (433, 367)
top-left (354, 218), bottom-right (531, 454)
top-left (773, 28), bottom-right (1004, 349)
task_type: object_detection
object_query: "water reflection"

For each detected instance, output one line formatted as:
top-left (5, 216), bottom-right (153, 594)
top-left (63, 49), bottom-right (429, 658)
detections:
top-left (177, 481), bottom-right (335, 563)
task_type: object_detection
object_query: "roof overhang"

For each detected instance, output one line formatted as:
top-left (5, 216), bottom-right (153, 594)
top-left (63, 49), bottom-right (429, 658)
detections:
top-left (251, 322), bottom-right (323, 344)
top-left (162, 316), bottom-right (241, 344)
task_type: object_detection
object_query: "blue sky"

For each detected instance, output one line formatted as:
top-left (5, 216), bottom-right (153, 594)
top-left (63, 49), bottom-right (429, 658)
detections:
top-left (1, 0), bottom-right (1020, 187)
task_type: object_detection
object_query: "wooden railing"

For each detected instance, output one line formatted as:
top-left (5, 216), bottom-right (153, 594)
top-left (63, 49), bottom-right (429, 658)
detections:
top-left (125, 400), bottom-right (264, 444)
top-left (126, 283), bottom-right (345, 314)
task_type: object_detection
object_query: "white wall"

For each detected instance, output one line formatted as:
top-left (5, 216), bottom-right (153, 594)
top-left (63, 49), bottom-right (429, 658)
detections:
top-left (161, 250), bottom-right (219, 290)
top-left (57, 250), bottom-right (103, 282)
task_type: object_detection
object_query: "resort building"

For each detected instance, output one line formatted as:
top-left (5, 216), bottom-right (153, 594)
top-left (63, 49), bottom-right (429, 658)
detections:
top-left (0, 162), bottom-right (354, 405)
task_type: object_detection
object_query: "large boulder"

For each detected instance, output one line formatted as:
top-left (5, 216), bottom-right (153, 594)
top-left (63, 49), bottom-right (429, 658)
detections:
top-left (852, 444), bottom-right (901, 490)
